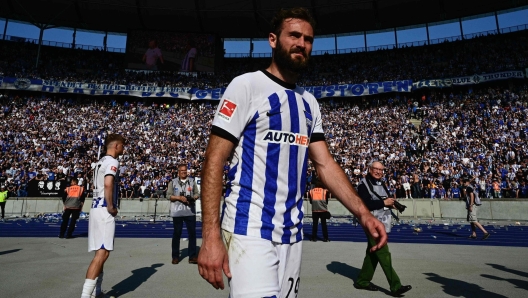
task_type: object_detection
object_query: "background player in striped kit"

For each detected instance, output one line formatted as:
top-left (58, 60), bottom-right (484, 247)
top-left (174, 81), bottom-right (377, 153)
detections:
top-left (81, 134), bottom-right (125, 298)
top-left (198, 7), bottom-right (387, 297)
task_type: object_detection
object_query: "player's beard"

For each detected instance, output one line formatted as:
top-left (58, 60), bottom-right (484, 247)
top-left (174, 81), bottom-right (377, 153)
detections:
top-left (273, 38), bottom-right (310, 74)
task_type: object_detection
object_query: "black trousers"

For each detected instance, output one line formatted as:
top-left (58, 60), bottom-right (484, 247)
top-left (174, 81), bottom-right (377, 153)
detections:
top-left (60, 209), bottom-right (81, 237)
top-left (312, 212), bottom-right (329, 240)
top-left (0, 202), bottom-right (5, 218)
top-left (172, 216), bottom-right (197, 259)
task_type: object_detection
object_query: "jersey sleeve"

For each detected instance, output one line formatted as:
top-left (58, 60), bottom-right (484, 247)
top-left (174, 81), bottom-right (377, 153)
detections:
top-left (104, 159), bottom-right (119, 177)
top-left (211, 75), bottom-right (252, 143)
top-left (309, 96), bottom-right (325, 143)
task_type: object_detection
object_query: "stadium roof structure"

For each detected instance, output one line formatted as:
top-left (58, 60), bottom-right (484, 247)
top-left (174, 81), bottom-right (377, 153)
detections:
top-left (1, 0), bottom-right (527, 38)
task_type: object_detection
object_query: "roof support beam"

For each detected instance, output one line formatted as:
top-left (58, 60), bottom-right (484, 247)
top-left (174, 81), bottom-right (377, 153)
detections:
top-left (194, 0), bottom-right (205, 33)
top-left (135, 0), bottom-right (146, 29)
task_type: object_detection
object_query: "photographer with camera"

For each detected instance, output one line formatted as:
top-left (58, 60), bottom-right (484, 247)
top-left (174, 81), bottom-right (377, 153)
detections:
top-left (354, 161), bottom-right (412, 296)
top-left (167, 163), bottom-right (200, 265)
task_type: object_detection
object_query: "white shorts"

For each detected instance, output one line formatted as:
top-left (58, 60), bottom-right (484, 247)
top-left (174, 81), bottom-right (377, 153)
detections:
top-left (223, 230), bottom-right (302, 298)
top-left (403, 182), bottom-right (411, 191)
top-left (88, 207), bottom-right (115, 252)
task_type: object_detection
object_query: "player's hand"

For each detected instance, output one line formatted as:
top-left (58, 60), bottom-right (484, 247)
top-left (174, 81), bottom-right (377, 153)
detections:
top-left (360, 215), bottom-right (388, 252)
top-left (107, 206), bottom-right (118, 217)
top-left (469, 205), bottom-right (473, 212)
top-left (198, 235), bottom-right (231, 290)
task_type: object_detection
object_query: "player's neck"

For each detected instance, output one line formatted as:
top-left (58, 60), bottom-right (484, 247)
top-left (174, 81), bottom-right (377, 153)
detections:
top-left (105, 151), bottom-right (117, 159)
top-left (266, 64), bottom-right (298, 85)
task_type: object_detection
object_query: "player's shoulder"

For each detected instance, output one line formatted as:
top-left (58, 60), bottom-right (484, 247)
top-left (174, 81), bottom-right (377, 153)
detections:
top-left (99, 155), bottom-right (118, 166)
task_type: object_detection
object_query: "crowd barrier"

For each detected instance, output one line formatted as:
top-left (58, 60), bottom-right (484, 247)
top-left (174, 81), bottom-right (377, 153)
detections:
top-left (3, 198), bottom-right (528, 221)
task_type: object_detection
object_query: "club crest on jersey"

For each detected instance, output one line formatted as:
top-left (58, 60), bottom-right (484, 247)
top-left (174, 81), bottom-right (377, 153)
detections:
top-left (263, 130), bottom-right (309, 147)
top-left (218, 99), bottom-right (237, 122)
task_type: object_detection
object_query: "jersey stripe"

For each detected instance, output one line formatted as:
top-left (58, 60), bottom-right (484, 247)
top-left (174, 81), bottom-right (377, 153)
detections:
top-left (261, 93), bottom-right (281, 239)
top-left (234, 112), bottom-right (259, 235)
top-left (297, 98), bottom-right (312, 242)
top-left (282, 90), bottom-right (300, 243)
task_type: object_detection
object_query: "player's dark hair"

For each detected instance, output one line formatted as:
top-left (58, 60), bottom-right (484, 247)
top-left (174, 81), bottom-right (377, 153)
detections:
top-left (270, 7), bottom-right (316, 37)
top-left (71, 177), bottom-right (78, 184)
top-left (105, 134), bottom-right (126, 147)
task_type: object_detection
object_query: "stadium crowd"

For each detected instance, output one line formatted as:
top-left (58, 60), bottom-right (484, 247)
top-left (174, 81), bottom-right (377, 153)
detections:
top-left (1, 81), bottom-right (528, 200)
top-left (1, 28), bottom-right (528, 200)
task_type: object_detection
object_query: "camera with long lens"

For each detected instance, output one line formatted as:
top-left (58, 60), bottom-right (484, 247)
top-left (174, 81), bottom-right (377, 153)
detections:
top-left (393, 200), bottom-right (407, 213)
top-left (180, 192), bottom-right (194, 205)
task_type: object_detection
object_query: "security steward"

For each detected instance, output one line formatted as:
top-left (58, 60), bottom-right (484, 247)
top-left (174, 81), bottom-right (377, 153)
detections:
top-left (0, 185), bottom-right (8, 221)
top-left (60, 178), bottom-right (86, 239)
top-left (309, 180), bottom-right (330, 242)
top-left (354, 161), bottom-right (412, 296)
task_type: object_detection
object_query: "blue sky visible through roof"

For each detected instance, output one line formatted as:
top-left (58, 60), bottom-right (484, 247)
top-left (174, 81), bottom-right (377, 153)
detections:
top-left (0, 7), bottom-right (527, 55)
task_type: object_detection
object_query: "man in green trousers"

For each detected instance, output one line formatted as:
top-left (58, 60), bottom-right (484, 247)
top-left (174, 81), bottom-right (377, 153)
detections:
top-left (355, 161), bottom-right (412, 296)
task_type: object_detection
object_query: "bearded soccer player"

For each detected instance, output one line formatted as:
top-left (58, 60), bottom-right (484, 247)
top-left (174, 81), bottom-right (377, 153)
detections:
top-left (198, 7), bottom-right (387, 297)
top-left (81, 134), bottom-right (125, 298)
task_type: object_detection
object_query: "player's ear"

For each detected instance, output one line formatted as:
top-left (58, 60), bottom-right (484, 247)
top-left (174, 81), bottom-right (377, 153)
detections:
top-left (269, 32), bottom-right (277, 49)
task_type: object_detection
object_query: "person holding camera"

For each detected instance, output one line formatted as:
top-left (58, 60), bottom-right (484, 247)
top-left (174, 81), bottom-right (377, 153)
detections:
top-left (167, 163), bottom-right (200, 265)
top-left (354, 161), bottom-right (412, 296)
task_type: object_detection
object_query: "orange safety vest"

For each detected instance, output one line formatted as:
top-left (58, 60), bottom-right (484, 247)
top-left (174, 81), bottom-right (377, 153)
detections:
top-left (309, 188), bottom-right (328, 212)
top-left (64, 185), bottom-right (84, 209)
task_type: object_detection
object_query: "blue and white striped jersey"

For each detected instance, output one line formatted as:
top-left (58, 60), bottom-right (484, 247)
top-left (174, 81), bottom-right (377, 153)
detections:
top-left (212, 70), bottom-right (325, 244)
top-left (91, 155), bottom-right (120, 209)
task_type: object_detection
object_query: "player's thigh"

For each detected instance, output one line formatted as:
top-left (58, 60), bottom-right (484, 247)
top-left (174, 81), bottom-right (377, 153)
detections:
top-left (278, 240), bottom-right (302, 298)
top-left (225, 231), bottom-right (279, 297)
top-left (224, 231), bottom-right (283, 298)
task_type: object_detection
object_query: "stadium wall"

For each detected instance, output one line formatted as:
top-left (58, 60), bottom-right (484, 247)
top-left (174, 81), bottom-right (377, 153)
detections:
top-left (3, 198), bottom-right (528, 222)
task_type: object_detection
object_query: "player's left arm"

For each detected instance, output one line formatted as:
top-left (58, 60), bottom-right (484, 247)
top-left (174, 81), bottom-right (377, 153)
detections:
top-left (308, 140), bottom-right (387, 251)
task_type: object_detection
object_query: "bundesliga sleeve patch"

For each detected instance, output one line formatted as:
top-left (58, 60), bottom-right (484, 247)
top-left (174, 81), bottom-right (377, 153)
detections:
top-left (218, 99), bottom-right (237, 122)
top-left (110, 166), bottom-right (117, 172)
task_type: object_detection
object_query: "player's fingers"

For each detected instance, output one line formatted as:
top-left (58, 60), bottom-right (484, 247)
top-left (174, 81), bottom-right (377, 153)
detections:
top-left (223, 254), bottom-right (232, 278)
top-left (370, 226), bottom-right (388, 252)
top-left (214, 267), bottom-right (225, 289)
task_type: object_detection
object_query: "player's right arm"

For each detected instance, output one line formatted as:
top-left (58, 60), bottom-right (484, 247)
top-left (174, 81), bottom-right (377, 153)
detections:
top-left (103, 161), bottom-right (119, 217)
top-left (198, 134), bottom-right (234, 290)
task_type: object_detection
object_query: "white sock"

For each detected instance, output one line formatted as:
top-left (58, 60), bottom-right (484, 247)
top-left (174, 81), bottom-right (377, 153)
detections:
top-left (92, 271), bottom-right (104, 296)
top-left (81, 279), bottom-right (97, 298)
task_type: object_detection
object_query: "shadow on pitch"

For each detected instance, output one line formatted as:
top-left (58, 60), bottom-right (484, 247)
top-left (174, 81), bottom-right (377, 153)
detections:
top-left (326, 261), bottom-right (392, 296)
top-left (486, 263), bottom-right (528, 279)
top-left (107, 263), bottom-right (164, 297)
top-left (481, 274), bottom-right (528, 290)
top-left (424, 272), bottom-right (508, 298)
top-left (0, 249), bottom-right (22, 256)
top-left (326, 261), bottom-right (361, 281)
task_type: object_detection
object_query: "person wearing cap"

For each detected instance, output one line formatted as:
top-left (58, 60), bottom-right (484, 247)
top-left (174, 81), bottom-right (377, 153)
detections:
top-left (0, 185), bottom-right (9, 221)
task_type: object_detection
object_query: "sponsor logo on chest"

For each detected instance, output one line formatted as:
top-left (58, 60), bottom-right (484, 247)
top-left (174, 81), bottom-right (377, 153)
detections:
top-left (262, 130), bottom-right (309, 147)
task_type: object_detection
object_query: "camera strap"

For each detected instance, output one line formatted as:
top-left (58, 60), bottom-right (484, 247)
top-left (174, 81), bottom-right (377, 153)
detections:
top-left (364, 176), bottom-right (391, 201)
top-left (365, 176), bottom-right (400, 221)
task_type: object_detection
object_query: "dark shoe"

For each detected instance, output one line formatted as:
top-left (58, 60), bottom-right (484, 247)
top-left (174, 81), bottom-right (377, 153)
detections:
top-left (171, 258), bottom-right (179, 264)
top-left (468, 235), bottom-right (477, 239)
top-left (58, 235), bottom-right (64, 239)
top-left (310, 237), bottom-right (317, 242)
top-left (66, 235), bottom-right (73, 239)
top-left (482, 233), bottom-right (490, 240)
top-left (323, 238), bottom-right (330, 242)
top-left (189, 257), bottom-right (198, 264)
top-left (392, 285), bottom-right (412, 296)
top-left (354, 283), bottom-right (378, 291)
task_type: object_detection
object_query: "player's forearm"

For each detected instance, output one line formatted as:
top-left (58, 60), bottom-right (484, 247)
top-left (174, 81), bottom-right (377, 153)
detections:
top-left (200, 157), bottom-right (225, 241)
top-left (316, 161), bottom-right (371, 220)
top-left (104, 183), bottom-right (115, 208)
